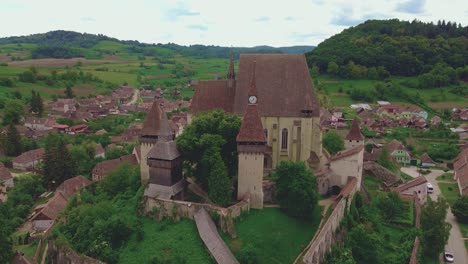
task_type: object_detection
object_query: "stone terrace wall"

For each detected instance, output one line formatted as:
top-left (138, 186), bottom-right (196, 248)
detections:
top-left (409, 192), bottom-right (422, 264)
top-left (144, 196), bottom-right (250, 237)
top-left (302, 178), bottom-right (358, 264)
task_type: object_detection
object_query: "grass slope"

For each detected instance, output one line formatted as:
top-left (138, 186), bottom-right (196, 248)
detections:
top-left (118, 218), bottom-right (213, 264)
top-left (224, 207), bottom-right (321, 264)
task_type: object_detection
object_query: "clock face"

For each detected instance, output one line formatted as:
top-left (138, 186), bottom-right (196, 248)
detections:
top-left (249, 96), bottom-right (257, 104)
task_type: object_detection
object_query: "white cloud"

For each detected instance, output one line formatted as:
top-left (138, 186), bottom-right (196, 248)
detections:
top-left (0, 0), bottom-right (466, 46)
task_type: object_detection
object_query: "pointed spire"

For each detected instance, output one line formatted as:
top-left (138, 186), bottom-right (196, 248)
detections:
top-left (227, 51), bottom-right (236, 80)
top-left (140, 101), bottom-right (174, 139)
top-left (345, 117), bottom-right (364, 141)
top-left (157, 106), bottom-right (174, 141)
top-left (248, 60), bottom-right (257, 97)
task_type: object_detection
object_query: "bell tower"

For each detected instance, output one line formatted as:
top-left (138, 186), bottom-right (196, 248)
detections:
top-left (345, 117), bottom-right (364, 150)
top-left (139, 101), bottom-right (169, 184)
top-left (237, 61), bottom-right (266, 209)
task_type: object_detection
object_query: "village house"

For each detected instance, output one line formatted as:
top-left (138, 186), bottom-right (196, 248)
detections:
top-left (52, 124), bottom-right (69, 133)
top-left (454, 148), bottom-right (468, 196)
top-left (31, 192), bottom-right (67, 231)
top-left (66, 124), bottom-right (89, 135)
top-left (419, 153), bottom-right (436, 167)
top-left (112, 85), bottom-right (135, 104)
top-left (394, 176), bottom-right (428, 204)
top-left (431, 116), bottom-right (442, 127)
top-left (92, 154), bottom-right (138, 181)
top-left (376, 104), bottom-right (400, 117)
top-left (122, 123), bottom-right (143, 142)
top-left (24, 116), bottom-right (56, 131)
top-left (386, 139), bottom-right (411, 165)
top-left (56, 176), bottom-right (92, 200)
top-left (13, 148), bottom-right (45, 170)
top-left (50, 99), bottom-right (76, 113)
top-left (0, 163), bottom-right (14, 188)
top-left (453, 108), bottom-right (468, 121)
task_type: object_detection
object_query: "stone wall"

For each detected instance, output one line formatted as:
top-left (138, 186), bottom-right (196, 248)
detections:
top-left (302, 178), bottom-right (358, 264)
top-left (144, 196), bottom-right (250, 237)
top-left (408, 192), bottom-right (422, 264)
top-left (262, 180), bottom-right (277, 204)
top-left (46, 240), bottom-right (104, 264)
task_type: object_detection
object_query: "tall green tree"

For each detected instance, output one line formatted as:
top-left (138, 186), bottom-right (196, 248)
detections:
top-left (30, 90), bottom-right (44, 117)
top-left (274, 161), bottom-right (318, 219)
top-left (421, 197), bottom-right (451, 258)
top-left (176, 110), bottom-right (241, 186)
top-left (347, 224), bottom-right (383, 264)
top-left (323, 131), bottom-right (344, 155)
top-left (4, 124), bottom-right (22, 156)
top-left (204, 145), bottom-right (231, 206)
top-left (327, 61), bottom-right (339, 76)
top-left (42, 133), bottom-right (76, 188)
top-left (2, 100), bottom-right (24, 125)
top-left (452, 196), bottom-right (468, 223)
top-left (375, 191), bottom-right (404, 221)
top-left (65, 84), bottom-right (74, 98)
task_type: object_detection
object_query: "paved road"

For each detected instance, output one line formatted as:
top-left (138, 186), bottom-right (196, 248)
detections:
top-left (402, 167), bottom-right (468, 264)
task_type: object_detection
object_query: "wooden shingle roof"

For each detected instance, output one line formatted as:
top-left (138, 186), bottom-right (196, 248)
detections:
top-left (346, 117), bottom-right (364, 141)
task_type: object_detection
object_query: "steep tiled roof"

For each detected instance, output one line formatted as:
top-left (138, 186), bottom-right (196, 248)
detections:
top-left (237, 105), bottom-right (266, 143)
top-left (0, 163), bottom-right (12, 182)
top-left (141, 101), bottom-right (164, 136)
top-left (56, 176), bottom-right (92, 199)
top-left (395, 176), bottom-right (427, 193)
top-left (420, 153), bottom-right (435, 164)
top-left (331, 145), bottom-right (364, 161)
top-left (346, 117), bottom-right (364, 141)
top-left (92, 154), bottom-right (138, 178)
top-left (32, 192), bottom-right (67, 221)
top-left (386, 139), bottom-right (406, 153)
top-left (13, 148), bottom-right (45, 164)
top-left (234, 54), bottom-right (319, 117)
top-left (148, 141), bottom-right (180, 161)
top-left (190, 80), bottom-right (236, 114)
top-left (457, 165), bottom-right (468, 195)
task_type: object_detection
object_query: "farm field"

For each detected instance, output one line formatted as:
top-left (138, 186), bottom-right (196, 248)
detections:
top-left (317, 75), bottom-right (468, 109)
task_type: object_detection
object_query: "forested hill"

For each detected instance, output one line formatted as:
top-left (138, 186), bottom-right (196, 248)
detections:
top-left (0, 30), bottom-right (314, 59)
top-left (306, 19), bottom-right (468, 77)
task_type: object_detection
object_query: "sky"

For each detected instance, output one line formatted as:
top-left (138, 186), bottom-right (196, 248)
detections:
top-left (0, 0), bottom-right (467, 47)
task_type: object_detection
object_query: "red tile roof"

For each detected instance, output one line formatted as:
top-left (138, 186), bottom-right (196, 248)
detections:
top-left (420, 153), bottom-right (435, 164)
top-left (56, 176), bottom-right (92, 199)
top-left (331, 145), bottom-right (364, 161)
top-left (237, 105), bottom-right (266, 143)
top-left (31, 192), bottom-right (67, 221)
top-left (0, 163), bottom-right (12, 182)
top-left (395, 176), bottom-right (427, 193)
top-left (92, 154), bottom-right (138, 179)
top-left (13, 148), bottom-right (45, 165)
top-left (346, 117), bottom-right (364, 141)
top-left (190, 80), bottom-right (235, 114)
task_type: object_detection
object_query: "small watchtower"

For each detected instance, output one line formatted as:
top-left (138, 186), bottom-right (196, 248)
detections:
top-left (345, 117), bottom-right (364, 150)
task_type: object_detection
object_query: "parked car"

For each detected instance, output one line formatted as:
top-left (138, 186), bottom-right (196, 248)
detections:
top-left (427, 182), bottom-right (434, 193)
top-left (444, 251), bottom-right (454, 263)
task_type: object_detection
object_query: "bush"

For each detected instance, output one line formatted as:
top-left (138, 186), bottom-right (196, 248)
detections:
top-left (323, 131), bottom-right (345, 155)
top-left (274, 161), bottom-right (318, 219)
top-left (452, 196), bottom-right (468, 223)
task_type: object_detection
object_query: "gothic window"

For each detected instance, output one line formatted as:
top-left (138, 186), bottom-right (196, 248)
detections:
top-left (281, 128), bottom-right (288, 150)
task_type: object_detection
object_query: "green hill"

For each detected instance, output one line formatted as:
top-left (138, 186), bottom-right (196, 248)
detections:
top-left (306, 19), bottom-right (468, 77)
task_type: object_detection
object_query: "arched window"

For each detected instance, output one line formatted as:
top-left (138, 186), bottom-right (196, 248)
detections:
top-left (281, 128), bottom-right (288, 150)
top-left (264, 129), bottom-right (268, 141)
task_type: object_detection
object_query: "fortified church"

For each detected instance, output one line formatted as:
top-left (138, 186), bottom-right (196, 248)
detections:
top-left (139, 53), bottom-right (364, 209)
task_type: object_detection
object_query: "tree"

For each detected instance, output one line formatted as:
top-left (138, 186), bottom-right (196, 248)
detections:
top-left (375, 191), bottom-right (404, 221)
top-left (347, 224), bottom-right (383, 264)
top-left (377, 146), bottom-right (398, 172)
top-left (29, 90), bottom-right (44, 117)
top-left (327, 61), bottom-right (339, 76)
top-left (42, 133), bottom-right (76, 188)
top-left (176, 110), bottom-right (241, 186)
top-left (421, 197), bottom-right (451, 258)
top-left (325, 245), bottom-right (357, 264)
top-left (452, 196), bottom-right (468, 224)
top-left (3, 124), bottom-right (22, 157)
top-left (274, 161), bottom-right (318, 219)
top-left (2, 100), bottom-right (24, 125)
top-left (65, 84), bottom-right (74, 98)
top-left (205, 147), bottom-right (231, 206)
top-left (323, 131), bottom-right (344, 155)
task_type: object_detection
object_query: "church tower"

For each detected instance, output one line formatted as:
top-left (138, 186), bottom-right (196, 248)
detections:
top-left (345, 117), bottom-right (364, 149)
top-left (236, 62), bottom-right (266, 209)
top-left (145, 109), bottom-right (185, 199)
top-left (139, 101), bottom-right (169, 184)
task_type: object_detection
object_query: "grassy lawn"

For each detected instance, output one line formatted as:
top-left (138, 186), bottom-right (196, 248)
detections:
top-left (437, 182), bottom-right (460, 206)
top-left (436, 173), bottom-right (454, 182)
top-left (224, 207), bottom-right (321, 264)
top-left (118, 217), bottom-right (212, 264)
top-left (15, 242), bottom-right (38, 258)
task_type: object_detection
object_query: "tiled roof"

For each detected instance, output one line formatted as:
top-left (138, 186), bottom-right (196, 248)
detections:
top-left (13, 148), bottom-right (45, 164)
top-left (56, 176), bottom-right (92, 199)
top-left (92, 154), bottom-right (138, 178)
top-left (190, 80), bottom-right (235, 114)
top-left (237, 105), bottom-right (266, 143)
top-left (386, 139), bottom-right (406, 153)
top-left (346, 117), bottom-right (364, 141)
top-left (395, 176), bottom-right (427, 193)
top-left (234, 54), bottom-right (319, 117)
top-left (457, 165), bottom-right (468, 195)
top-left (32, 192), bottom-right (67, 221)
top-left (0, 163), bottom-right (12, 181)
top-left (148, 141), bottom-right (181, 161)
top-left (140, 102), bottom-right (174, 137)
top-left (331, 145), bottom-right (364, 161)
top-left (420, 153), bottom-right (435, 164)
